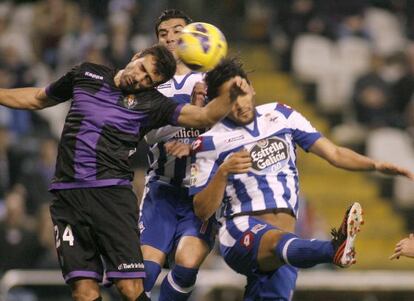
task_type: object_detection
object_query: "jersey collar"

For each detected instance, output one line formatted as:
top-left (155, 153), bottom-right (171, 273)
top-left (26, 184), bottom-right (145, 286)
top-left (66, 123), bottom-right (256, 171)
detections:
top-left (172, 72), bottom-right (198, 90)
top-left (221, 109), bottom-right (260, 137)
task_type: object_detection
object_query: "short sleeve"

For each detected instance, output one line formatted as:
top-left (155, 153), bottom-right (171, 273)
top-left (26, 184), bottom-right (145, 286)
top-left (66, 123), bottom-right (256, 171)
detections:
top-left (289, 110), bottom-right (322, 151)
top-left (46, 64), bottom-right (81, 103)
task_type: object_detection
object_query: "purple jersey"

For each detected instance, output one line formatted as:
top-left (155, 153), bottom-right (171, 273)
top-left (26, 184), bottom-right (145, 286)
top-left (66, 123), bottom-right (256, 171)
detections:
top-left (46, 63), bottom-right (183, 190)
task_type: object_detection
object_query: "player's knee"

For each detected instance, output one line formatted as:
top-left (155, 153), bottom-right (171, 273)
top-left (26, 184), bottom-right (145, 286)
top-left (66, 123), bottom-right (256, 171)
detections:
top-left (257, 229), bottom-right (286, 270)
top-left (171, 264), bottom-right (199, 289)
top-left (176, 256), bottom-right (204, 269)
top-left (72, 290), bottom-right (100, 301)
top-left (175, 239), bottom-right (210, 268)
top-left (70, 279), bottom-right (100, 301)
top-left (116, 279), bottom-right (144, 300)
top-left (263, 229), bottom-right (286, 253)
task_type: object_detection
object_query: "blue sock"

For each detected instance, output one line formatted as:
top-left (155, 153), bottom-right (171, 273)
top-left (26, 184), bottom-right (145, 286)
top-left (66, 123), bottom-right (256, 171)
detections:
top-left (159, 264), bottom-right (198, 301)
top-left (275, 233), bottom-right (334, 268)
top-left (144, 260), bottom-right (162, 293)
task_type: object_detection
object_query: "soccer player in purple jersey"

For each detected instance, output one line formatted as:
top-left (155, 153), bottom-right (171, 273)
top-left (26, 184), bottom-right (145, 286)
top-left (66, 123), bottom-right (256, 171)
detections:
top-left (139, 10), bottom-right (215, 301)
top-left (190, 58), bottom-right (414, 301)
top-left (0, 46), bottom-right (249, 301)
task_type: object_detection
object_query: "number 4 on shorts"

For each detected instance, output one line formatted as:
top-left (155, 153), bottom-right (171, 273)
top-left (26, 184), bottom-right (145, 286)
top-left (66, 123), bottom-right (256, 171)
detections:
top-left (54, 224), bottom-right (75, 247)
top-left (62, 225), bottom-right (74, 246)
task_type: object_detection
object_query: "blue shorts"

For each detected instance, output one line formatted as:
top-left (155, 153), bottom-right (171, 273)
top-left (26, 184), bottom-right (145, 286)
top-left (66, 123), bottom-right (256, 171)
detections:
top-left (219, 216), bottom-right (298, 301)
top-left (139, 181), bottom-right (216, 254)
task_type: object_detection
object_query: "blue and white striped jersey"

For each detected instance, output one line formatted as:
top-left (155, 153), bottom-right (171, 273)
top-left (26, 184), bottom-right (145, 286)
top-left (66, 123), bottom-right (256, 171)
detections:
top-left (189, 102), bottom-right (322, 218)
top-left (145, 72), bottom-right (204, 187)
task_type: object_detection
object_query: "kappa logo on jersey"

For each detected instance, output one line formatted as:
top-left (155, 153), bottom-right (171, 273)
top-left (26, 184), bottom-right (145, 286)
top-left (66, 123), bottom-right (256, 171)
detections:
top-left (84, 71), bottom-right (103, 80)
top-left (122, 95), bottom-right (138, 109)
top-left (157, 82), bottom-right (172, 89)
top-left (249, 137), bottom-right (289, 173)
top-left (225, 134), bottom-right (245, 143)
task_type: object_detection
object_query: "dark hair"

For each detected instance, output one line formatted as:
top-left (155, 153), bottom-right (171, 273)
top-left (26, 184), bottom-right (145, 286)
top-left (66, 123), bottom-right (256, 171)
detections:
top-left (155, 9), bottom-right (192, 37)
top-left (138, 44), bottom-right (176, 85)
top-left (205, 58), bottom-right (249, 101)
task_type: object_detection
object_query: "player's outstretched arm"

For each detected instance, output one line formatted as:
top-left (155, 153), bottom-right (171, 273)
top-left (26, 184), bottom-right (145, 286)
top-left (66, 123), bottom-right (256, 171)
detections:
top-left (176, 76), bottom-right (249, 128)
top-left (309, 137), bottom-right (414, 180)
top-left (145, 82), bottom-right (207, 145)
top-left (0, 87), bottom-right (59, 110)
top-left (194, 150), bottom-right (252, 221)
top-left (390, 234), bottom-right (414, 260)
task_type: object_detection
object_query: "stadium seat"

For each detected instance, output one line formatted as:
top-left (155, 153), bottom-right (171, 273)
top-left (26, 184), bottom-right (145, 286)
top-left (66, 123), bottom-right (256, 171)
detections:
top-left (337, 37), bottom-right (371, 78)
top-left (316, 65), bottom-right (353, 114)
top-left (317, 37), bottom-right (372, 114)
top-left (10, 3), bottom-right (34, 36)
top-left (292, 34), bottom-right (334, 83)
top-left (366, 127), bottom-right (414, 207)
top-left (365, 7), bottom-right (407, 56)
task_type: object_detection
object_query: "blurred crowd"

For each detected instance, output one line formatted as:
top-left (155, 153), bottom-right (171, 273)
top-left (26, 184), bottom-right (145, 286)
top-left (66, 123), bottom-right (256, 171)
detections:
top-left (268, 0), bottom-right (414, 226)
top-left (0, 0), bottom-right (413, 297)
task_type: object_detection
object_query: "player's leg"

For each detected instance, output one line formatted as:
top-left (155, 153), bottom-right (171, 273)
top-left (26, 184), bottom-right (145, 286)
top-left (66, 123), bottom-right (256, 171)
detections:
top-left (258, 202), bottom-right (364, 270)
top-left (158, 236), bottom-right (208, 301)
top-left (50, 190), bottom-right (105, 301)
top-left (141, 245), bottom-right (166, 293)
top-left (70, 280), bottom-right (100, 301)
top-left (114, 279), bottom-right (149, 301)
top-left (139, 182), bottom-right (179, 294)
top-left (260, 265), bottom-right (298, 301)
top-left (242, 265), bottom-right (298, 301)
top-left (219, 217), bottom-right (293, 300)
top-left (89, 186), bottom-right (147, 300)
top-left (220, 203), bottom-right (363, 300)
top-left (176, 235), bottom-right (210, 269)
top-left (158, 205), bottom-right (216, 301)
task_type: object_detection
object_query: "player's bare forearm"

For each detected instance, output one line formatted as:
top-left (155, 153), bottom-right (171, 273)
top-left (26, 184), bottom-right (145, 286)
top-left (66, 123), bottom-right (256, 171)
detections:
top-left (193, 167), bottom-right (228, 221)
top-left (193, 151), bottom-right (252, 221)
top-left (309, 138), bottom-right (374, 171)
top-left (0, 87), bottom-right (57, 110)
top-left (329, 146), bottom-right (376, 171)
top-left (310, 137), bottom-right (414, 179)
top-left (177, 76), bottom-right (248, 128)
